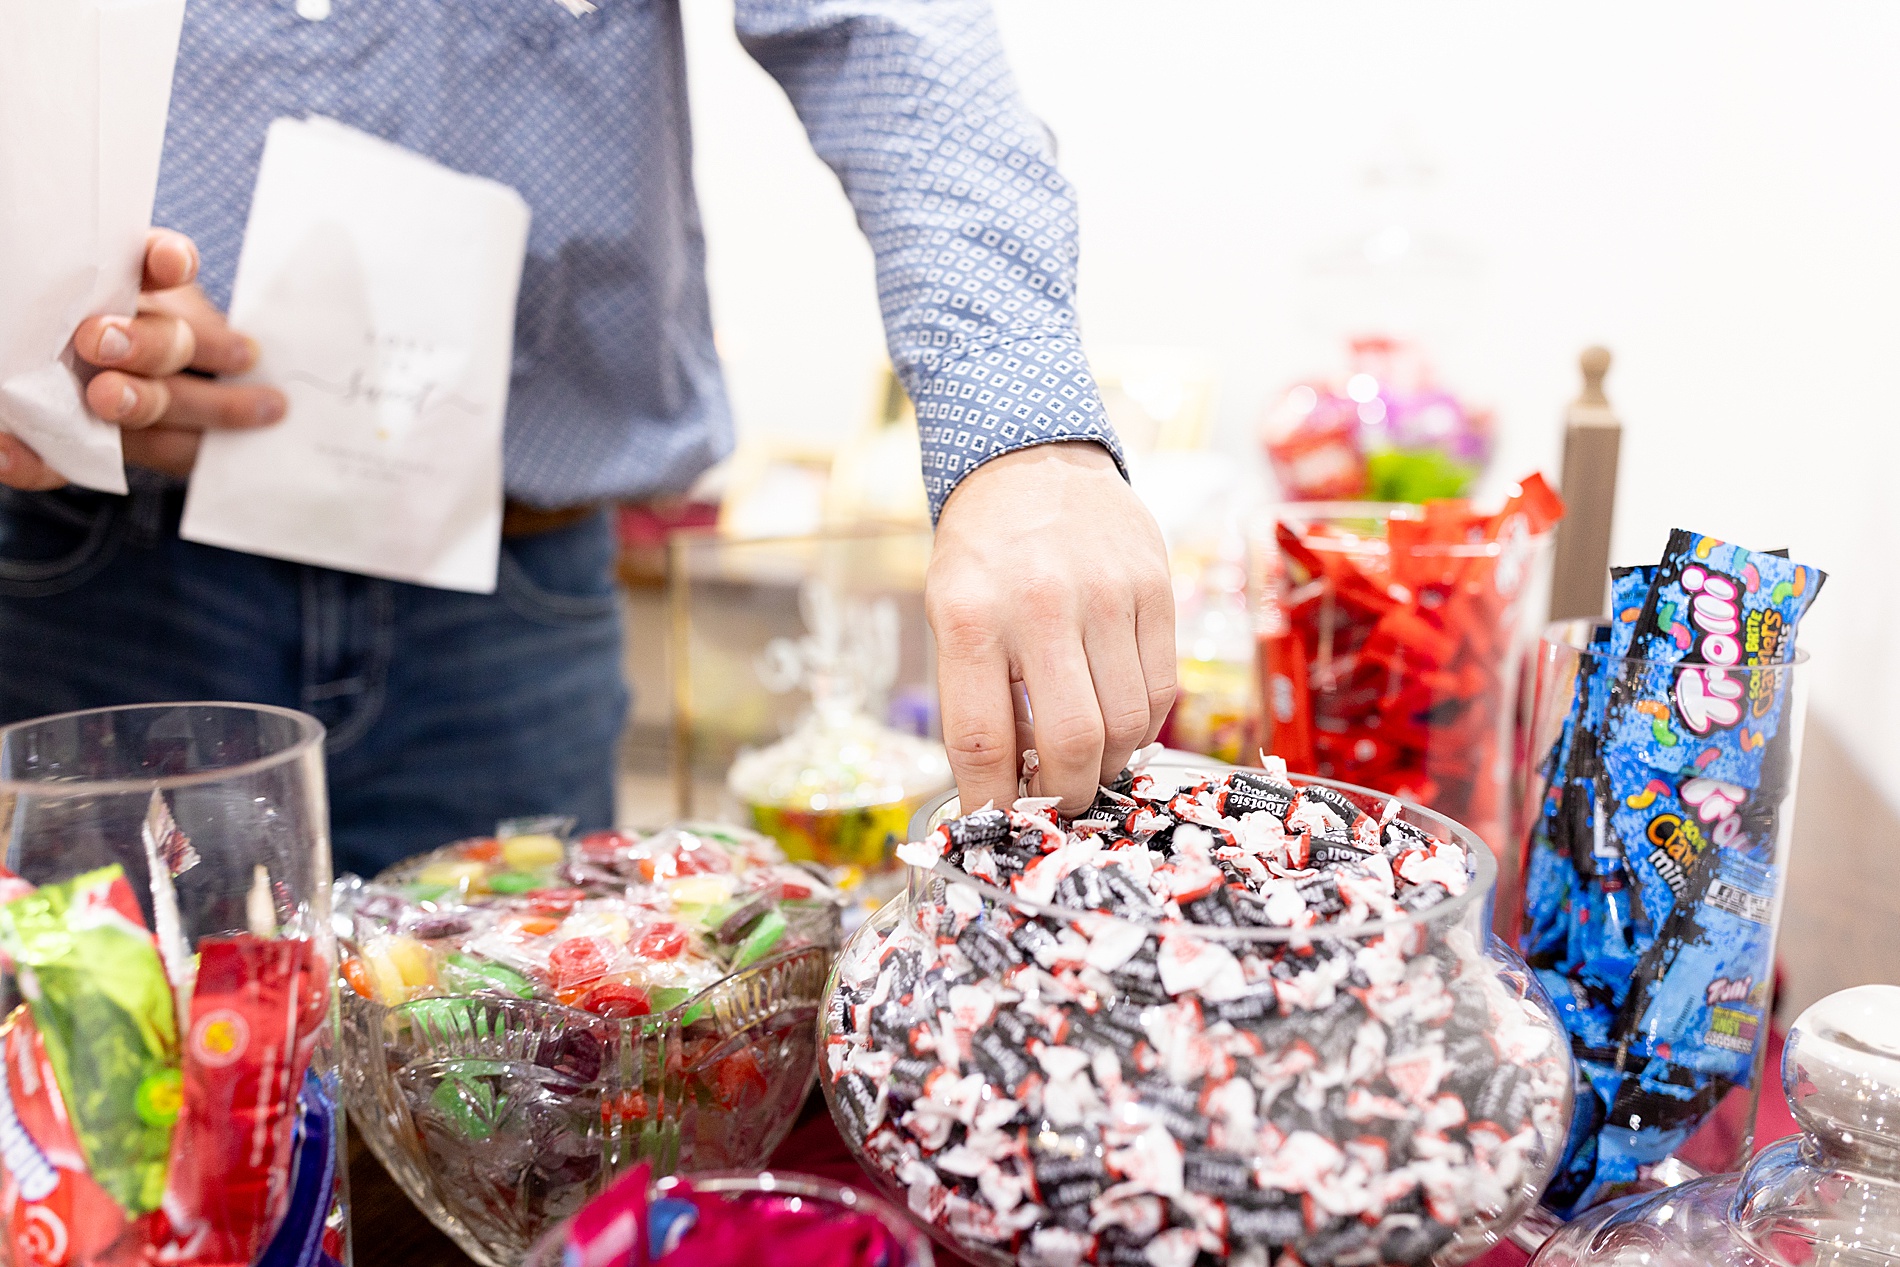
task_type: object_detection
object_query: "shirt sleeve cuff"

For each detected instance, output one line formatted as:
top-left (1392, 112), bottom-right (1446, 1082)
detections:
top-left (911, 331), bottom-right (1129, 523)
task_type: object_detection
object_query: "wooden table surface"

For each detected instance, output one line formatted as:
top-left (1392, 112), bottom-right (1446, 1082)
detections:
top-left (346, 1132), bottom-right (476, 1267)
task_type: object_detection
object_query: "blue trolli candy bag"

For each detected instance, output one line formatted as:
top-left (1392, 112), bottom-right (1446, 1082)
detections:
top-left (1520, 531), bottom-right (1821, 1216)
top-left (1607, 565), bottom-right (1655, 660)
top-left (1520, 623), bottom-right (1615, 965)
top-left (1571, 1054), bottom-right (1731, 1213)
top-left (1608, 530), bottom-right (1824, 789)
top-left (1616, 844), bottom-right (1776, 1083)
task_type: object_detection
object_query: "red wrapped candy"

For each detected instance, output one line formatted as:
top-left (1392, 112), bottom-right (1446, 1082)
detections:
top-left (1261, 475), bottom-right (1562, 853)
top-left (153, 935), bottom-right (329, 1267)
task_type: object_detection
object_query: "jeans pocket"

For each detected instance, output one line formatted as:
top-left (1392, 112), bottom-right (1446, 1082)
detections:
top-left (0, 489), bottom-right (123, 598)
top-left (496, 511), bottom-right (622, 627)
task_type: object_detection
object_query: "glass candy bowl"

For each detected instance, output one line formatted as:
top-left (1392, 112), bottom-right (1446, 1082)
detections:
top-left (1531, 984), bottom-right (1900, 1267)
top-left (820, 768), bottom-right (1574, 1267)
top-left (342, 944), bottom-right (829, 1267)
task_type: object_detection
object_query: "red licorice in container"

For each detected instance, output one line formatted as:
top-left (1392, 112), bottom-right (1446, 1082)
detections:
top-left (1264, 475), bottom-right (1563, 853)
top-left (154, 935), bottom-right (329, 1267)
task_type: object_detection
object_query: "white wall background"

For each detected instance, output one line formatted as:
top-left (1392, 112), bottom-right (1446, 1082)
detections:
top-left (681, 2), bottom-right (1900, 805)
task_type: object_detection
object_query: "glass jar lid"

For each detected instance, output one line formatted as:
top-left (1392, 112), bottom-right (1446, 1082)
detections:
top-left (1732, 985), bottom-right (1900, 1265)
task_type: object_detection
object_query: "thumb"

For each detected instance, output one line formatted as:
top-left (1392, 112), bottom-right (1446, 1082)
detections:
top-left (0, 435), bottom-right (68, 491)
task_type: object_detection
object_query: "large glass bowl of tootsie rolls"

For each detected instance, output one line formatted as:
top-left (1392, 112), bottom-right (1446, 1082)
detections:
top-left (335, 822), bottom-right (842, 1267)
top-left (819, 754), bottom-right (1575, 1267)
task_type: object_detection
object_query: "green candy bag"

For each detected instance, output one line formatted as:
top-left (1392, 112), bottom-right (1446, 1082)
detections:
top-left (0, 865), bottom-right (181, 1214)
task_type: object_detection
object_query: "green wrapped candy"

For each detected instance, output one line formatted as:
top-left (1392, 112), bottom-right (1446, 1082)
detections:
top-left (485, 872), bottom-right (547, 895)
top-left (730, 908), bottom-right (787, 970)
top-left (648, 985), bottom-right (693, 1014)
top-left (437, 951), bottom-right (537, 999)
top-left (0, 865), bottom-right (180, 1214)
top-left (429, 1061), bottom-right (511, 1140)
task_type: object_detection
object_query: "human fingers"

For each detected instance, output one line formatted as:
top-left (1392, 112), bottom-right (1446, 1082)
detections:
top-left (145, 285), bottom-right (257, 376)
top-left (1011, 679), bottom-right (1036, 767)
top-left (1135, 577), bottom-right (1178, 747)
top-left (122, 428), bottom-right (204, 480)
top-left (1021, 628), bottom-right (1105, 816)
top-left (142, 229), bottom-right (200, 292)
top-left (73, 311), bottom-right (196, 379)
top-left (0, 435), bottom-right (68, 492)
top-left (931, 594), bottom-right (1021, 813)
top-left (1085, 621), bottom-right (1151, 786)
top-left (153, 374), bottom-right (285, 430)
top-left (85, 371), bottom-right (286, 432)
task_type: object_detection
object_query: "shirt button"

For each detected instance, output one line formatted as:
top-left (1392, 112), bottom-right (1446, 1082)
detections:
top-left (295, 0), bottom-right (331, 20)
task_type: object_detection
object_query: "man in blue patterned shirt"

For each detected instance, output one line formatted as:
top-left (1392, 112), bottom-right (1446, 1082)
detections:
top-left (0, 0), bottom-right (1173, 874)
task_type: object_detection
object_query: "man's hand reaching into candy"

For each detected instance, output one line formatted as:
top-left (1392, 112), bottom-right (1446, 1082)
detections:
top-left (0, 229), bottom-right (285, 489)
top-left (927, 441), bottom-right (1176, 818)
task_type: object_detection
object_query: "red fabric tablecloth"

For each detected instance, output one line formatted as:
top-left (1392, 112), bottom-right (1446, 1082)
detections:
top-left (769, 1028), bottom-right (1798, 1267)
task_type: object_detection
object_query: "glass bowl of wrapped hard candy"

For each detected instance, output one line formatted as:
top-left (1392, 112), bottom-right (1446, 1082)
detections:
top-left (337, 823), bottom-right (841, 1267)
top-left (820, 758), bottom-right (1574, 1267)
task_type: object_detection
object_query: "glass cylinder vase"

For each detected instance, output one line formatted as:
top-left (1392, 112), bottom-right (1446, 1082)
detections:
top-left (0, 702), bottom-right (345, 1267)
top-left (1253, 501), bottom-right (1554, 861)
top-left (1513, 618), bottom-right (1808, 1217)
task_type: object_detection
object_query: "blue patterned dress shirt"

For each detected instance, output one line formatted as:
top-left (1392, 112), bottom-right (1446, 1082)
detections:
top-left (153, 0), bottom-right (1124, 518)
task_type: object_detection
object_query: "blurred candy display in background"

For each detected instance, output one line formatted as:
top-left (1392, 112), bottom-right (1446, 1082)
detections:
top-left (1157, 536), bottom-right (1256, 764)
top-left (1265, 133), bottom-right (1497, 507)
top-left (727, 580), bottom-right (950, 873)
top-left (1263, 335), bottom-right (1495, 504)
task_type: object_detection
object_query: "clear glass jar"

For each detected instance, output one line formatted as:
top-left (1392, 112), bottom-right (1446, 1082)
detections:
top-left (820, 763), bottom-right (1574, 1267)
top-left (521, 1169), bottom-right (935, 1267)
top-left (1529, 984), bottom-right (1900, 1267)
top-left (1255, 502), bottom-right (1554, 860)
top-left (0, 703), bottom-right (345, 1267)
top-left (1514, 619), bottom-right (1808, 1210)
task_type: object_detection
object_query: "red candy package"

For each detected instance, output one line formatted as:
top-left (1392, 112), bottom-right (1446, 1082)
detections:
top-left (1251, 543), bottom-right (1315, 772)
top-left (0, 1008), bottom-right (138, 1267)
top-left (154, 935), bottom-right (329, 1267)
top-left (562, 1168), bottom-right (915, 1267)
top-left (1264, 475), bottom-right (1563, 853)
top-left (567, 1163), bottom-right (651, 1267)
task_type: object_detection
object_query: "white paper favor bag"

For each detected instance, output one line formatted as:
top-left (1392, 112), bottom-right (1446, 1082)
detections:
top-left (0, 0), bottom-right (188, 493)
top-left (181, 118), bottom-right (530, 594)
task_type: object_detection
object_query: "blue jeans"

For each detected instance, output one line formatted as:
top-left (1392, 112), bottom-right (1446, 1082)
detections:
top-left (0, 476), bottom-right (627, 877)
